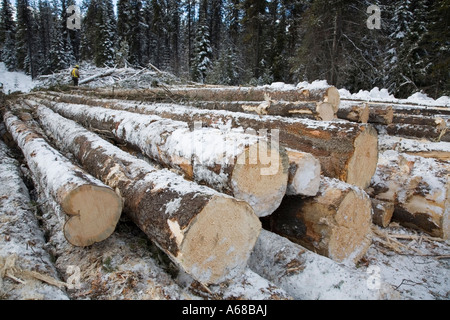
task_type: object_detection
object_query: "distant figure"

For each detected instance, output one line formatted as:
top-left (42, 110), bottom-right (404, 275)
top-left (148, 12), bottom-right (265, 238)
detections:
top-left (71, 65), bottom-right (80, 86)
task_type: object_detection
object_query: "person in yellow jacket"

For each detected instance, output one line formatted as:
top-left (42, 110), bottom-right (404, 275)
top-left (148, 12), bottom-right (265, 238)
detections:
top-left (71, 65), bottom-right (80, 86)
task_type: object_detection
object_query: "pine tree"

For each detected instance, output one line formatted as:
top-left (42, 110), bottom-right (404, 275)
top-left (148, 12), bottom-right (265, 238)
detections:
top-left (16, 0), bottom-right (39, 77)
top-left (0, 0), bottom-right (17, 70)
top-left (192, 23), bottom-right (212, 83)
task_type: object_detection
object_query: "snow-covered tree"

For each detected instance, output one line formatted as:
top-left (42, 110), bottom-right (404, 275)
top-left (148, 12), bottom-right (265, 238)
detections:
top-left (0, 0), bottom-right (17, 70)
top-left (192, 23), bottom-right (212, 83)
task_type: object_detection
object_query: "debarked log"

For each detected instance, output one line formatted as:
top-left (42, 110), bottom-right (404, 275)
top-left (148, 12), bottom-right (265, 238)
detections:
top-left (28, 99), bottom-right (289, 218)
top-left (35, 105), bottom-right (262, 285)
top-left (263, 176), bottom-right (373, 263)
top-left (3, 110), bottom-right (123, 247)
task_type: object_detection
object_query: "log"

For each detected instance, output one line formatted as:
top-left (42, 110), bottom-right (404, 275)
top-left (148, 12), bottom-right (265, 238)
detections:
top-left (263, 176), bottom-right (373, 263)
top-left (248, 230), bottom-right (400, 300)
top-left (28, 99), bottom-right (289, 218)
top-left (35, 105), bottom-right (262, 285)
top-left (367, 150), bottom-right (449, 239)
top-left (381, 123), bottom-right (450, 142)
top-left (336, 101), bottom-right (370, 123)
top-left (378, 135), bottom-right (450, 161)
top-left (286, 148), bottom-right (321, 197)
top-left (79, 68), bottom-right (116, 85)
top-left (189, 100), bottom-right (336, 121)
top-left (0, 140), bottom-right (69, 300)
top-left (371, 198), bottom-right (394, 228)
top-left (34, 92), bottom-right (379, 189)
top-left (369, 104), bottom-right (394, 125)
top-left (3, 110), bottom-right (123, 247)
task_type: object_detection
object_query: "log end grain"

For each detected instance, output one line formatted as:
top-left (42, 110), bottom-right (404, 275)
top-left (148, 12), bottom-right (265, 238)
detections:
top-left (178, 195), bottom-right (262, 285)
top-left (62, 185), bottom-right (123, 247)
top-left (316, 102), bottom-right (336, 121)
top-left (286, 150), bottom-right (321, 197)
top-left (231, 142), bottom-right (289, 217)
top-left (345, 125), bottom-right (379, 189)
top-left (325, 86), bottom-right (341, 113)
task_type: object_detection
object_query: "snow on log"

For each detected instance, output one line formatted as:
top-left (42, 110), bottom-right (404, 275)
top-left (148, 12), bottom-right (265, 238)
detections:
top-left (248, 230), bottom-right (400, 300)
top-left (3, 110), bottom-right (123, 247)
top-left (378, 135), bottom-right (450, 161)
top-left (367, 150), bottom-right (449, 239)
top-left (35, 105), bottom-right (262, 285)
top-left (369, 104), bottom-right (394, 125)
top-left (263, 176), bottom-right (373, 263)
top-left (0, 140), bottom-right (69, 300)
top-left (189, 100), bottom-right (336, 121)
top-left (33, 92), bottom-right (379, 190)
top-left (29, 99), bottom-right (289, 218)
top-left (79, 68), bottom-right (116, 85)
top-left (285, 148), bottom-right (321, 197)
top-left (336, 101), bottom-right (370, 123)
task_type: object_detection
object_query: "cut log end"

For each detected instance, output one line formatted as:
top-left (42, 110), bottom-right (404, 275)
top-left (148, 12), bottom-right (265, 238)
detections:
top-left (325, 86), bottom-right (341, 113)
top-left (316, 102), bottom-right (336, 121)
top-left (179, 195), bottom-right (262, 285)
top-left (62, 185), bottom-right (123, 247)
top-left (346, 125), bottom-right (379, 189)
top-left (327, 189), bottom-right (373, 263)
top-left (286, 149), bottom-right (321, 197)
top-left (231, 143), bottom-right (289, 217)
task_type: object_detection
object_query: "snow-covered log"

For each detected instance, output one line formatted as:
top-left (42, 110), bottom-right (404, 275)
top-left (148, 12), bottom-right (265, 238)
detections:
top-left (248, 230), bottom-right (400, 300)
top-left (35, 105), bottom-right (262, 285)
top-left (367, 150), bottom-right (449, 239)
top-left (0, 140), bottom-right (69, 300)
top-left (3, 110), bottom-right (123, 247)
top-left (28, 99), bottom-right (289, 218)
top-left (285, 148), bottom-right (321, 197)
top-left (79, 69), bottom-right (116, 85)
top-left (264, 176), bottom-right (373, 263)
top-left (369, 104), bottom-right (394, 125)
top-left (382, 122), bottom-right (449, 142)
top-left (189, 100), bottom-right (336, 121)
top-left (34, 92), bottom-right (379, 190)
top-left (378, 135), bottom-right (450, 161)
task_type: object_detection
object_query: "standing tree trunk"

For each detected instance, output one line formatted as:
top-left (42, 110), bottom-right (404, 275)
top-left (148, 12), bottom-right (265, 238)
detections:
top-left (35, 105), bottom-right (262, 285)
top-left (4, 110), bottom-right (123, 247)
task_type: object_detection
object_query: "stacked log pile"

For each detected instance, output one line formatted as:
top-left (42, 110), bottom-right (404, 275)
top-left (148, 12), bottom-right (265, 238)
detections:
top-left (1, 81), bottom-right (448, 298)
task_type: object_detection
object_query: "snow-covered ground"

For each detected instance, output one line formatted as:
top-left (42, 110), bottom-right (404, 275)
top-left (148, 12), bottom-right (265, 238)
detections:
top-left (0, 63), bottom-right (38, 95)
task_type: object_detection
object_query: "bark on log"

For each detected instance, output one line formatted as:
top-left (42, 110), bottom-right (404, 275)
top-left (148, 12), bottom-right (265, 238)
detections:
top-left (33, 92), bottom-right (379, 190)
top-left (35, 105), bottom-right (262, 285)
top-left (367, 150), bottom-right (449, 239)
top-left (381, 123), bottom-right (450, 142)
top-left (286, 148), bottom-right (321, 197)
top-left (248, 230), bottom-right (400, 300)
top-left (369, 104), bottom-right (394, 125)
top-left (371, 198), bottom-right (394, 228)
top-left (378, 135), bottom-right (450, 161)
top-left (263, 176), bottom-right (373, 263)
top-left (0, 140), bottom-right (69, 300)
top-left (189, 100), bottom-right (336, 121)
top-left (3, 110), bottom-right (123, 247)
top-left (337, 102), bottom-right (370, 123)
top-left (28, 99), bottom-right (289, 218)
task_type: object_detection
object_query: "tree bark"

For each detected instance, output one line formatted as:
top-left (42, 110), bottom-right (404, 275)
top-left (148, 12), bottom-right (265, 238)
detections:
top-left (32, 92), bottom-right (379, 190)
top-left (367, 150), bottom-right (449, 239)
top-left (3, 110), bottom-right (123, 247)
top-left (337, 102), bottom-right (370, 123)
top-left (189, 100), bottom-right (336, 121)
top-left (29, 99), bottom-right (289, 218)
top-left (381, 123), bottom-right (449, 142)
top-left (371, 198), bottom-right (394, 228)
top-left (248, 230), bottom-right (399, 300)
top-left (263, 176), bottom-right (373, 263)
top-left (369, 104), bottom-right (394, 125)
top-left (35, 105), bottom-right (262, 285)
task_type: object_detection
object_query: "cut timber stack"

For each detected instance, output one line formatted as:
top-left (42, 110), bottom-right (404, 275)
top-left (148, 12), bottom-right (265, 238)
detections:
top-left (34, 105), bottom-right (262, 285)
top-left (263, 177), bottom-right (373, 263)
top-left (367, 150), bottom-right (449, 239)
top-left (34, 92), bottom-right (379, 190)
top-left (3, 110), bottom-right (123, 247)
top-left (27, 98), bottom-right (289, 218)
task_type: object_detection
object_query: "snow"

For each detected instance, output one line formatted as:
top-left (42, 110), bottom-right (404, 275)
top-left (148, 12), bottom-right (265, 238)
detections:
top-left (0, 62), bottom-right (38, 94)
